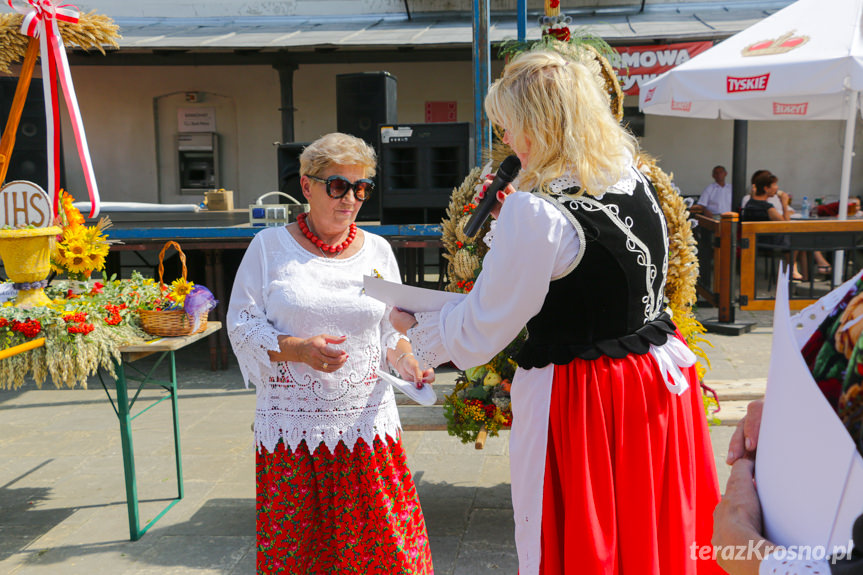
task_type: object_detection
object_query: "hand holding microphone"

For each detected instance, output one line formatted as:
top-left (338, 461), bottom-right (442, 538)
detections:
top-left (463, 155), bottom-right (521, 238)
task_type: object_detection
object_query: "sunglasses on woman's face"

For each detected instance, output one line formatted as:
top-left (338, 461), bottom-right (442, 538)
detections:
top-left (307, 175), bottom-right (374, 201)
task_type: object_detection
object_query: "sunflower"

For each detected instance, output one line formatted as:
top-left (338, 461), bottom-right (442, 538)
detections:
top-left (65, 253), bottom-right (90, 274)
top-left (50, 196), bottom-right (118, 279)
top-left (83, 226), bottom-right (106, 244)
top-left (170, 278), bottom-right (195, 305)
top-left (50, 252), bottom-right (67, 274)
top-left (92, 242), bottom-right (110, 257)
top-left (62, 225), bottom-right (88, 245)
top-left (86, 252), bottom-right (105, 271)
top-left (62, 239), bottom-right (88, 259)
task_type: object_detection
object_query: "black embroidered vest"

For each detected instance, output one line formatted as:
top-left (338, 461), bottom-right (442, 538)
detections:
top-left (515, 168), bottom-right (675, 368)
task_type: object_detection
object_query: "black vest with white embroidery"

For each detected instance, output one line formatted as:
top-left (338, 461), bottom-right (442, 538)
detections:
top-left (515, 169), bottom-right (675, 368)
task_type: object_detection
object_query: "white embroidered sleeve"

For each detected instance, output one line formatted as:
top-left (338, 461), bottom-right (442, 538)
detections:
top-left (226, 236), bottom-right (283, 388)
top-left (759, 554), bottom-right (832, 574)
top-left (408, 310), bottom-right (446, 368)
top-left (413, 192), bottom-right (580, 370)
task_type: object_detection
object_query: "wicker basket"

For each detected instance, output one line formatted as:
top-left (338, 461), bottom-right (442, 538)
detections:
top-left (138, 241), bottom-right (208, 337)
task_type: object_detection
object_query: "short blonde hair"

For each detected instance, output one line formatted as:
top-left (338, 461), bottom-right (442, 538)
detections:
top-left (299, 132), bottom-right (377, 178)
top-left (485, 50), bottom-right (636, 196)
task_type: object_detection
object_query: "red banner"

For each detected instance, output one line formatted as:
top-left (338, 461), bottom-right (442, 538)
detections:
top-left (613, 41), bottom-right (713, 95)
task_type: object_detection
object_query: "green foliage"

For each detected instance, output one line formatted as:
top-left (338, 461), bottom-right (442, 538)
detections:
top-left (497, 30), bottom-right (616, 63)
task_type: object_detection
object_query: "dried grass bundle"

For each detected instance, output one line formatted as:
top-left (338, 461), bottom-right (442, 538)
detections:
top-left (0, 11), bottom-right (120, 73)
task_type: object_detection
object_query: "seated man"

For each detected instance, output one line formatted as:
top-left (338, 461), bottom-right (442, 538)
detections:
top-left (691, 165), bottom-right (732, 217)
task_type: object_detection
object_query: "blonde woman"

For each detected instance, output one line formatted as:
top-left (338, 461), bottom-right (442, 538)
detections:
top-left (391, 51), bottom-right (722, 575)
top-left (228, 132), bottom-right (434, 574)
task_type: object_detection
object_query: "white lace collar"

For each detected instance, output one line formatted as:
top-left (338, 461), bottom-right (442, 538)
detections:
top-left (545, 152), bottom-right (638, 199)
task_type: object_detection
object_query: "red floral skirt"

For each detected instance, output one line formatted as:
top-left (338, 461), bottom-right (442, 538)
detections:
top-left (539, 348), bottom-right (723, 575)
top-left (256, 434), bottom-right (433, 574)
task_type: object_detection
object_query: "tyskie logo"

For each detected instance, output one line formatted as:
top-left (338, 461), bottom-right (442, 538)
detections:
top-left (727, 74), bottom-right (770, 93)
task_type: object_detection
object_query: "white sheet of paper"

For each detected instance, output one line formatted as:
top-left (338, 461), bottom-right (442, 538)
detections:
top-left (363, 275), bottom-right (465, 314)
top-left (756, 266), bottom-right (863, 550)
top-left (377, 370), bottom-right (437, 406)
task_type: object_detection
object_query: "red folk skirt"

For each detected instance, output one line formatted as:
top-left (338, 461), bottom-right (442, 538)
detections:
top-left (538, 349), bottom-right (723, 574)
top-left (255, 434), bottom-right (433, 574)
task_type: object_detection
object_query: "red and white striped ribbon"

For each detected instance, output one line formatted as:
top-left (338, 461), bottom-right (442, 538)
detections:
top-left (6, 0), bottom-right (100, 218)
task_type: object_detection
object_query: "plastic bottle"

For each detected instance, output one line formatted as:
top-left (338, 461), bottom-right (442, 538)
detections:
top-left (800, 196), bottom-right (810, 219)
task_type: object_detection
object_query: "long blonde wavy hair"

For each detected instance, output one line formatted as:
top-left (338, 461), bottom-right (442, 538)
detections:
top-left (485, 50), bottom-right (636, 196)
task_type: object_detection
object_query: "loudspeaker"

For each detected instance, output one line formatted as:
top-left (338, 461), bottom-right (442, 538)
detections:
top-left (0, 78), bottom-right (57, 191)
top-left (336, 72), bottom-right (397, 150)
top-left (277, 141), bottom-right (381, 221)
top-left (379, 122), bottom-right (472, 225)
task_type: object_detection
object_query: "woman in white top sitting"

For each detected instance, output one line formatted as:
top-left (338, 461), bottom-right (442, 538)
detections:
top-left (227, 132), bottom-right (434, 574)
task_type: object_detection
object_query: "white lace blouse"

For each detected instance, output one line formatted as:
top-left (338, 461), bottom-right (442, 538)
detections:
top-left (227, 226), bottom-right (406, 454)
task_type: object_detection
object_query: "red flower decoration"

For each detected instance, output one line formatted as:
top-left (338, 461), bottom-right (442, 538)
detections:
top-left (544, 26), bottom-right (571, 42)
top-left (67, 323), bottom-right (95, 335)
top-left (11, 319), bottom-right (42, 338)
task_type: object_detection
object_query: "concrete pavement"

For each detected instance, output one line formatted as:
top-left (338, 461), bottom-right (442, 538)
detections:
top-left (0, 308), bottom-right (773, 574)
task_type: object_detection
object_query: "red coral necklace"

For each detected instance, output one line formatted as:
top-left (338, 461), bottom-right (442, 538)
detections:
top-left (297, 212), bottom-right (357, 255)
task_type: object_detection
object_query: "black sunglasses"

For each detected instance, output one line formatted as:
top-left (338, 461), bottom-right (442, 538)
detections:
top-left (307, 175), bottom-right (374, 201)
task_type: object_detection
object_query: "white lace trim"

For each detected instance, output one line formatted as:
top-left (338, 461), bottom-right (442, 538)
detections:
top-left (255, 364), bottom-right (402, 454)
top-left (408, 311), bottom-right (446, 368)
top-left (547, 153), bottom-right (637, 199)
top-left (548, 173), bottom-right (582, 194)
top-left (229, 307), bottom-right (282, 388)
top-left (759, 553), bottom-right (832, 574)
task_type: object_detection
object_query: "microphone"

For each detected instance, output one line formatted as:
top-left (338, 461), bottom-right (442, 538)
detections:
top-left (462, 155), bottom-right (522, 238)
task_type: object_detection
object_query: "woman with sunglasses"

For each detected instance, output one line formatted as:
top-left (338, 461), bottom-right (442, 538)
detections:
top-left (227, 132), bottom-right (434, 574)
top-left (391, 50), bottom-right (721, 575)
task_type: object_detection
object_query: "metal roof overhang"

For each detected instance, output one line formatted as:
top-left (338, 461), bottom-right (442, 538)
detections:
top-left (66, 1), bottom-right (793, 66)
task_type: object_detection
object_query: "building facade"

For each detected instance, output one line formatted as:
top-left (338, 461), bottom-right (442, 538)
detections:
top-left (6, 0), bottom-right (856, 212)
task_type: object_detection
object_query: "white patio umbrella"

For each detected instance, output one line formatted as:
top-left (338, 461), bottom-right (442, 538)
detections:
top-left (640, 0), bottom-right (863, 281)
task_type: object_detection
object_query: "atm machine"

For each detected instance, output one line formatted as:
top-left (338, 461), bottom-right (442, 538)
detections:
top-left (177, 132), bottom-right (219, 194)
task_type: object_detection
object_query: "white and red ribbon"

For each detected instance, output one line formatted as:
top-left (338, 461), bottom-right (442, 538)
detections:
top-left (6, 0), bottom-right (100, 218)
